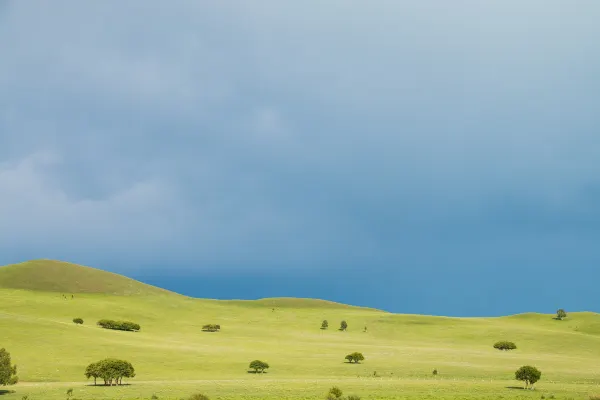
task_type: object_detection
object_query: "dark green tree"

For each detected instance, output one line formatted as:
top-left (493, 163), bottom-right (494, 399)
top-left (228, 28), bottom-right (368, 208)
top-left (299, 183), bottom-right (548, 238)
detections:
top-left (73, 318), bottom-right (84, 325)
top-left (321, 320), bottom-right (329, 330)
top-left (556, 309), bottom-right (567, 320)
top-left (340, 320), bottom-right (348, 331)
top-left (248, 360), bottom-right (269, 373)
top-left (344, 352), bottom-right (365, 363)
top-left (202, 324), bottom-right (221, 332)
top-left (515, 365), bottom-right (541, 389)
top-left (0, 348), bottom-right (18, 386)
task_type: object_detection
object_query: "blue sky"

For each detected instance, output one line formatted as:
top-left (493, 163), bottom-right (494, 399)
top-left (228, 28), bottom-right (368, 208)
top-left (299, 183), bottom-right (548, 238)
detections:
top-left (1, 1), bottom-right (599, 316)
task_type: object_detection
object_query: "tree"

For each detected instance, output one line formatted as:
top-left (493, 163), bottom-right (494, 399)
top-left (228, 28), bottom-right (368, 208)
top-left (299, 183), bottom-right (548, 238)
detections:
top-left (73, 318), bottom-right (84, 325)
top-left (345, 352), bottom-right (365, 363)
top-left (340, 320), bottom-right (348, 331)
top-left (248, 360), bottom-right (269, 373)
top-left (97, 319), bottom-right (140, 332)
top-left (556, 309), bottom-right (567, 320)
top-left (85, 359), bottom-right (135, 386)
top-left (0, 348), bottom-right (18, 386)
top-left (493, 341), bottom-right (517, 351)
top-left (432, 369), bottom-right (438, 376)
top-left (321, 320), bottom-right (329, 330)
top-left (327, 386), bottom-right (343, 400)
top-left (515, 365), bottom-right (541, 389)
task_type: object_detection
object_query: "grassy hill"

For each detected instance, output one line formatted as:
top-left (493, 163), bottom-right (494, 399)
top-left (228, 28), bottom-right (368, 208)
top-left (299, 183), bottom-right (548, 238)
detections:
top-left (0, 259), bottom-right (171, 295)
top-left (0, 260), bottom-right (599, 400)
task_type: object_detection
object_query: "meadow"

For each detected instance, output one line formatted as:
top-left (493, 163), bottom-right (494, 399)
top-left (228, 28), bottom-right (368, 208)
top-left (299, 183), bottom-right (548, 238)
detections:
top-left (1, 260), bottom-right (599, 400)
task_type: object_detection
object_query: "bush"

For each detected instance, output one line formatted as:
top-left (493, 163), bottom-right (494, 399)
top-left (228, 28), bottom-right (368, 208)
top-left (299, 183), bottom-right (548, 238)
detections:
top-left (556, 309), bottom-right (567, 320)
top-left (340, 320), bottom-right (348, 331)
top-left (73, 318), bottom-right (84, 325)
top-left (248, 360), bottom-right (269, 373)
top-left (433, 369), bottom-right (438, 376)
top-left (97, 319), bottom-right (140, 332)
top-left (347, 396), bottom-right (361, 400)
top-left (189, 394), bottom-right (210, 400)
top-left (515, 365), bottom-right (541, 389)
top-left (321, 320), bottom-right (329, 330)
top-left (344, 352), bottom-right (365, 363)
top-left (327, 386), bottom-right (343, 399)
top-left (493, 341), bottom-right (517, 351)
top-left (201, 324), bottom-right (221, 332)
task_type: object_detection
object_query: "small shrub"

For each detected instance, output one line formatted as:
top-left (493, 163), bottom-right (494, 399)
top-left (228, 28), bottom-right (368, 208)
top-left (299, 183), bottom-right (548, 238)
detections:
top-left (433, 369), bottom-right (438, 376)
top-left (202, 324), bottom-right (221, 332)
top-left (66, 388), bottom-right (73, 398)
top-left (327, 386), bottom-right (343, 399)
top-left (347, 396), bottom-right (361, 400)
top-left (556, 309), bottom-right (567, 320)
top-left (493, 341), bottom-right (517, 351)
top-left (73, 318), bottom-right (83, 325)
top-left (340, 320), bottom-right (348, 331)
top-left (321, 320), bottom-right (329, 330)
top-left (189, 394), bottom-right (209, 400)
top-left (151, 395), bottom-right (159, 400)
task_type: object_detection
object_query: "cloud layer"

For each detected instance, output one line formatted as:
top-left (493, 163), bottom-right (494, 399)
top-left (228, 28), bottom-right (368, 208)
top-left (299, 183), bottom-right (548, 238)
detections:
top-left (2, 1), bottom-right (600, 313)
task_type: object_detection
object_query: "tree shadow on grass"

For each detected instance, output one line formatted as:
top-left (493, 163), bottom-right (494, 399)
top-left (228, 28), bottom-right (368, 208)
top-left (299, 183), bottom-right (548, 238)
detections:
top-left (0, 390), bottom-right (15, 396)
top-left (85, 383), bottom-right (133, 387)
top-left (505, 386), bottom-right (526, 390)
top-left (247, 371), bottom-right (269, 374)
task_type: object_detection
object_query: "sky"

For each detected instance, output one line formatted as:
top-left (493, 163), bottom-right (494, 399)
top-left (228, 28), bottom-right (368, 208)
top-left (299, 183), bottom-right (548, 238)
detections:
top-left (1, 1), bottom-right (600, 316)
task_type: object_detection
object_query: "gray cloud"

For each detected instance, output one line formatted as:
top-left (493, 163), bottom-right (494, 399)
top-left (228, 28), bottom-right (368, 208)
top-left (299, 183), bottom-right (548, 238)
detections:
top-left (1, 0), bottom-right (600, 276)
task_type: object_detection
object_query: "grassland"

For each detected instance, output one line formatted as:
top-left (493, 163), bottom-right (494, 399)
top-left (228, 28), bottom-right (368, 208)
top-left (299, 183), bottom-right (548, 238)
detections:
top-left (0, 260), bottom-right (599, 400)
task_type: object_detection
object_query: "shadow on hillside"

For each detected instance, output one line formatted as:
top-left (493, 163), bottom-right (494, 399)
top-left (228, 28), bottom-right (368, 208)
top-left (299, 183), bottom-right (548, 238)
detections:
top-left (0, 390), bottom-right (15, 396)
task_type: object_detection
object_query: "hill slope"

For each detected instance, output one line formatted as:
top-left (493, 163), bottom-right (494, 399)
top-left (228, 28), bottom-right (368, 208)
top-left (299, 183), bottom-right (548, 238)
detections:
top-left (0, 259), bottom-right (171, 295)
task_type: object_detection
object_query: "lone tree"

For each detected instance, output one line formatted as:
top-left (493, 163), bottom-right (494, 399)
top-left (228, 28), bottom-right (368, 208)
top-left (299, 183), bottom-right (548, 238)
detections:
top-left (344, 352), bottom-right (365, 363)
top-left (493, 341), bottom-right (517, 351)
top-left (0, 348), bottom-right (18, 386)
top-left (73, 318), bottom-right (84, 325)
top-left (340, 320), bottom-right (348, 331)
top-left (515, 365), bottom-right (541, 389)
top-left (321, 320), bottom-right (329, 330)
top-left (556, 309), bottom-right (567, 320)
top-left (85, 359), bottom-right (135, 386)
top-left (249, 360), bottom-right (269, 373)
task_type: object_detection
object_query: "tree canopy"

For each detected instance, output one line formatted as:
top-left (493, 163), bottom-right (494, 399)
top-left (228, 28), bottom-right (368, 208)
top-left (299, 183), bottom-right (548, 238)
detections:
top-left (73, 318), bottom-right (84, 325)
top-left (321, 320), bottom-right (329, 330)
top-left (0, 348), bottom-right (18, 386)
top-left (340, 320), bottom-right (348, 331)
top-left (515, 365), bottom-right (541, 389)
top-left (201, 324), bottom-right (221, 332)
top-left (248, 360), bottom-right (269, 373)
top-left (85, 358), bottom-right (135, 386)
top-left (345, 352), bottom-right (365, 363)
top-left (556, 309), bottom-right (567, 320)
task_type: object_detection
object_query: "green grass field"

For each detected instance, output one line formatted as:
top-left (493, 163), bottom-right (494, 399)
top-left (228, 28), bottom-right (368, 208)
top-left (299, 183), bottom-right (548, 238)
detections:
top-left (1, 260), bottom-right (599, 400)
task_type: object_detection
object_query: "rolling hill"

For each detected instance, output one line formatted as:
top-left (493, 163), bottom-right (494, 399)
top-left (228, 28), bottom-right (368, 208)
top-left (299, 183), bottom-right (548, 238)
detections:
top-left (0, 259), bottom-right (599, 400)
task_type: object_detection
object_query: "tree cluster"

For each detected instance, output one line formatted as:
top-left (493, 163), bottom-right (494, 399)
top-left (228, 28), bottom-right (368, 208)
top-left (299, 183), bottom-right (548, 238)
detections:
top-left (97, 319), bottom-right (140, 332)
top-left (249, 360), bottom-right (269, 373)
top-left (493, 341), bottom-right (517, 351)
top-left (202, 324), bottom-right (221, 332)
top-left (85, 358), bottom-right (135, 386)
top-left (0, 348), bottom-right (18, 386)
top-left (344, 352), bottom-right (365, 363)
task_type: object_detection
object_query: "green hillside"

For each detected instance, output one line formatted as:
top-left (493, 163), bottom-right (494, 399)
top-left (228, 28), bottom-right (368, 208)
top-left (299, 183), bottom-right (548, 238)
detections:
top-left (0, 259), bottom-right (170, 295)
top-left (0, 260), bottom-right (599, 400)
